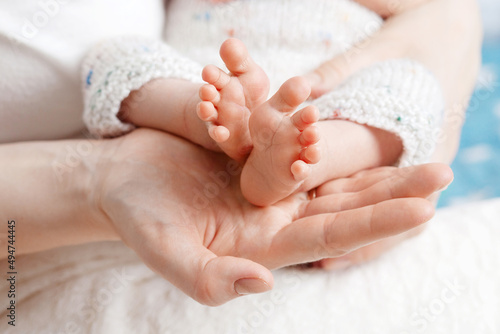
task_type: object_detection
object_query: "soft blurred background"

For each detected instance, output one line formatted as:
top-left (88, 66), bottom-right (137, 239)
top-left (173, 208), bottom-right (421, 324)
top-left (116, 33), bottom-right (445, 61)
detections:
top-left (438, 0), bottom-right (500, 207)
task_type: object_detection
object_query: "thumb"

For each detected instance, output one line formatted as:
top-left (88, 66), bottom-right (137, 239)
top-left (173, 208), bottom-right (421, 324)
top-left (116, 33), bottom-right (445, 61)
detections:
top-left (141, 233), bottom-right (274, 306)
top-left (305, 22), bottom-right (405, 98)
top-left (188, 252), bottom-right (274, 306)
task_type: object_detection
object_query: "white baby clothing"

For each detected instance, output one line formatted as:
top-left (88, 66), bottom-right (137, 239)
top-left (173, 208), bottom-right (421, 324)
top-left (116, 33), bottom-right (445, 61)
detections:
top-left (82, 0), bottom-right (444, 166)
top-left (0, 0), bottom-right (165, 143)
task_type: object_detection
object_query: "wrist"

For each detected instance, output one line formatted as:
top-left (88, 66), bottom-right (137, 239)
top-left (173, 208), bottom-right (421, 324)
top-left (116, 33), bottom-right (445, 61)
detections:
top-left (77, 138), bottom-right (120, 242)
top-left (1, 139), bottom-right (119, 256)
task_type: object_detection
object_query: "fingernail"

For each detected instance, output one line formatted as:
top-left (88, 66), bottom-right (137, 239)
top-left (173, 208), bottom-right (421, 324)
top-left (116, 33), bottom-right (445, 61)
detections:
top-left (437, 179), bottom-right (453, 192)
top-left (323, 259), bottom-right (352, 271)
top-left (234, 278), bottom-right (271, 295)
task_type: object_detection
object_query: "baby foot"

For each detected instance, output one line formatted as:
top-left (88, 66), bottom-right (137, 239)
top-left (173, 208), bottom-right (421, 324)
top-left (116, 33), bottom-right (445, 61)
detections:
top-left (197, 38), bottom-right (270, 162)
top-left (241, 76), bottom-right (321, 206)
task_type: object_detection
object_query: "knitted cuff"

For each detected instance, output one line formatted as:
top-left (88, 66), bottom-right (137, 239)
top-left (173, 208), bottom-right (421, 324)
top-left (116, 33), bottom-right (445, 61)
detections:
top-left (314, 59), bottom-right (444, 166)
top-left (81, 36), bottom-right (203, 138)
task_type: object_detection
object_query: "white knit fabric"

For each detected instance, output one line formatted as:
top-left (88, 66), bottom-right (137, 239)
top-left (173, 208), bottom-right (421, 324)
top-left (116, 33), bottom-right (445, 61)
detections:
top-left (164, 0), bottom-right (384, 94)
top-left (83, 0), bottom-right (444, 165)
top-left (82, 37), bottom-right (203, 137)
top-left (314, 60), bottom-right (443, 166)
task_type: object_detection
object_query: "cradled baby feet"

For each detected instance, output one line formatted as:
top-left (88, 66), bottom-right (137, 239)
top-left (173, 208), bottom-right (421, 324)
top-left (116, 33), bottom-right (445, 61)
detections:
top-left (197, 38), bottom-right (270, 162)
top-left (241, 76), bottom-right (321, 206)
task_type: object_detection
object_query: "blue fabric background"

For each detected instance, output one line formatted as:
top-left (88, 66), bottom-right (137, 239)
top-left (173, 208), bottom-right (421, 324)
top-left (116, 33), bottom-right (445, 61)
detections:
top-left (438, 41), bottom-right (500, 207)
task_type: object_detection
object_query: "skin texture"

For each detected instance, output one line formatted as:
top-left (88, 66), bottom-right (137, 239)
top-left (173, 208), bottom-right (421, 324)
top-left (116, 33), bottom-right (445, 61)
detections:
top-left (119, 0), bottom-right (481, 273)
top-left (1, 0), bottom-right (478, 307)
top-left (93, 129), bottom-right (453, 305)
top-left (199, 38), bottom-right (403, 206)
top-left (123, 39), bottom-right (403, 207)
top-left (197, 38), bottom-right (269, 162)
top-left (0, 128), bottom-right (452, 306)
top-left (306, 0), bottom-right (482, 269)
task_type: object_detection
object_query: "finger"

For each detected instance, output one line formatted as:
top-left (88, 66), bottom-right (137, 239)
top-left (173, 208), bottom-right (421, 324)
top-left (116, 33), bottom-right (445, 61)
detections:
top-left (315, 167), bottom-right (396, 195)
top-left (316, 163), bottom-right (453, 196)
top-left (305, 25), bottom-right (406, 98)
top-left (305, 163), bottom-right (453, 216)
top-left (318, 224), bottom-right (427, 270)
top-left (270, 198), bottom-right (434, 267)
top-left (138, 230), bottom-right (273, 306)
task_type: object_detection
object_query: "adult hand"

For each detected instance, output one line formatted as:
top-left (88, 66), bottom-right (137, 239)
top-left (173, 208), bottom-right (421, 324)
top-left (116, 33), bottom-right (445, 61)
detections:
top-left (307, 0), bottom-right (481, 163)
top-left (307, 0), bottom-right (481, 120)
top-left (94, 128), bottom-right (452, 306)
top-left (306, 0), bottom-right (479, 269)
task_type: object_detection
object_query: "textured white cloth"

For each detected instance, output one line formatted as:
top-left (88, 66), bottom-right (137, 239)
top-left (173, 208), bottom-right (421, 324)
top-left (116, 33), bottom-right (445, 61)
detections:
top-left (2, 198), bottom-right (499, 334)
top-left (83, 0), bottom-right (444, 165)
top-left (81, 37), bottom-right (203, 137)
top-left (0, 0), bottom-right (164, 143)
top-left (314, 60), bottom-right (442, 166)
top-left (1, 1), bottom-right (493, 334)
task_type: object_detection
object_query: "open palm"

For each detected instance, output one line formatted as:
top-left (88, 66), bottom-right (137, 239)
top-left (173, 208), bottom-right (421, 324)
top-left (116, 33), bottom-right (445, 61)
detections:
top-left (98, 128), bottom-right (452, 305)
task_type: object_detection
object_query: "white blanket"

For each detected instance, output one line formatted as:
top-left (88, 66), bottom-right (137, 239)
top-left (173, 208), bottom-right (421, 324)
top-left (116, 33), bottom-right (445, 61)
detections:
top-left (2, 198), bottom-right (500, 334)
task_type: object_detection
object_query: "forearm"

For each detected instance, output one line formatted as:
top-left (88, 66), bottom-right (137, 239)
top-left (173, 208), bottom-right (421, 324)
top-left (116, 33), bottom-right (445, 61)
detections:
top-left (309, 0), bottom-right (481, 167)
top-left (0, 139), bottom-right (117, 258)
top-left (385, 0), bottom-right (482, 164)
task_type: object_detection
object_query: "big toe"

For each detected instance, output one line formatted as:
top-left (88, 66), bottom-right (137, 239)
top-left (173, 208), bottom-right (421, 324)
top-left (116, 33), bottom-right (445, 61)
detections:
top-left (269, 77), bottom-right (311, 113)
top-left (220, 38), bottom-right (253, 75)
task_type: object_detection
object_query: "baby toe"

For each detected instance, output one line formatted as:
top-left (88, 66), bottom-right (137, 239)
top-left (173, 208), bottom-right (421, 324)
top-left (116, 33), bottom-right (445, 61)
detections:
top-left (299, 126), bottom-right (320, 146)
top-left (269, 77), bottom-right (311, 113)
top-left (292, 105), bottom-right (319, 130)
top-left (200, 84), bottom-right (221, 105)
top-left (291, 160), bottom-right (310, 181)
top-left (197, 101), bottom-right (218, 122)
top-left (202, 65), bottom-right (231, 90)
top-left (300, 145), bottom-right (321, 164)
top-left (209, 125), bottom-right (230, 143)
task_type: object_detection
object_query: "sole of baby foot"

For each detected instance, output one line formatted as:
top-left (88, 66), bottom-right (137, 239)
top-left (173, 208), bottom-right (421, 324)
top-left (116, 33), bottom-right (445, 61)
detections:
top-left (241, 76), bottom-right (321, 206)
top-left (219, 38), bottom-right (270, 109)
top-left (197, 67), bottom-right (251, 162)
top-left (196, 38), bottom-right (270, 162)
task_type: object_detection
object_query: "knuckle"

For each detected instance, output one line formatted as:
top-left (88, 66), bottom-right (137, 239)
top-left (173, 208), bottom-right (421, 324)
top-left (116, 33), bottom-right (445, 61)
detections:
top-left (193, 279), bottom-right (220, 306)
top-left (321, 215), bottom-right (348, 258)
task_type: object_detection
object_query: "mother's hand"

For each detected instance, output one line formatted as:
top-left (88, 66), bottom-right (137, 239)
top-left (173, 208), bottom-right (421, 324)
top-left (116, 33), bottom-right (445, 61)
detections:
top-left (95, 128), bottom-right (452, 306)
top-left (307, 0), bottom-right (481, 164)
top-left (306, 0), bottom-right (479, 269)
